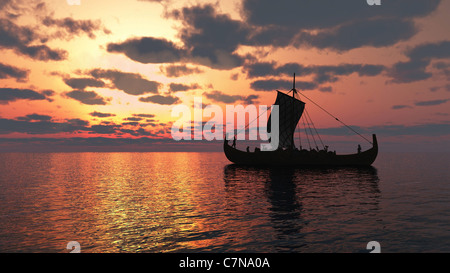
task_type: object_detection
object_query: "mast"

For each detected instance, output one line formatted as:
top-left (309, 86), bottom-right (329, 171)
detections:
top-left (291, 73), bottom-right (298, 149)
top-left (293, 73), bottom-right (296, 94)
top-left (292, 73), bottom-right (297, 98)
top-left (267, 73), bottom-right (305, 150)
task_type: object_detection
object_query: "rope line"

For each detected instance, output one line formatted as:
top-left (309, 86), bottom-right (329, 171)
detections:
top-left (306, 114), bottom-right (318, 150)
top-left (232, 106), bottom-right (269, 139)
top-left (305, 109), bottom-right (325, 149)
top-left (297, 122), bottom-right (302, 149)
top-left (298, 92), bottom-right (372, 144)
top-left (301, 115), bottom-right (312, 150)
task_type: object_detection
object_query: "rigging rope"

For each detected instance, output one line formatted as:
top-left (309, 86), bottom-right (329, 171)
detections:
top-left (306, 113), bottom-right (318, 150)
top-left (301, 115), bottom-right (312, 150)
top-left (305, 109), bottom-right (325, 149)
top-left (233, 106), bottom-right (269, 139)
top-left (298, 92), bottom-right (373, 145)
top-left (297, 121), bottom-right (302, 149)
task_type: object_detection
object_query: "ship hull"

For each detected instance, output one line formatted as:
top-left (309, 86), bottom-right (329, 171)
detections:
top-left (224, 134), bottom-right (378, 167)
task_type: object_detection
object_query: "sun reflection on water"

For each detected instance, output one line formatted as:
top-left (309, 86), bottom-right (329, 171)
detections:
top-left (0, 152), bottom-right (385, 252)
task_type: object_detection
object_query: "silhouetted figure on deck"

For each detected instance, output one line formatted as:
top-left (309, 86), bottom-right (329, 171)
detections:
top-left (232, 136), bottom-right (236, 148)
top-left (246, 146), bottom-right (250, 152)
top-left (358, 144), bottom-right (361, 154)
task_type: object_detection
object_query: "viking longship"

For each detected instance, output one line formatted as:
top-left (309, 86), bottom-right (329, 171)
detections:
top-left (223, 74), bottom-right (378, 167)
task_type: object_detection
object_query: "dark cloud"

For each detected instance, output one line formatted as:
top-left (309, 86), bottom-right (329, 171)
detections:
top-left (246, 25), bottom-right (298, 48)
top-left (0, 137), bottom-right (183, 148)
top-left (42, 16), bottom-right (110, 39)
top-left (290, 80), bottom-right (318, 90)
top-left (0, 117), bottom-right (89, 135)
top-left (108, 4), bottom-right (248, 70)
top-left (0, 18), bottom-right (67, 61)
top-left (169, 83), bottom-right (201, 92)
top-left (122, 122), bottom-right (140, 126)
top-left (429, 86), bottom-right (441, 92)
top-left (0, 136), bottom-right (222, 152)
top-left (0, 1), bottom-right (109, 63)
top-left (388, 40), bottom-right (450, 83)
top-left (141, 122), bottom-right (158, 127)
top-left (204, 90), bottom-right (242, 103)
top-left (0, 112), bottom-right (171, 139)
top-left (118, 127), bottom-right (156, 137)
top-left (242, 94), bottom-right (259, 105)
top-left (250, 79), bottom-right (292, 91)
top-left (16, 113), bottom-right (52, 121)
top-left (161, 1), bottom-right (440, 56)
top-left (295, 18), bottom-right (416, 51)
top-left (67, 118), bottom-right (90, 127)
top-left (408, 40), bottom-right (450, 61)
top-left (107, 37), bottom-right (186, 64)
top-left (432, 62), bottom-right (450, 79)
top-left (88, 124), bottom-right (118, 135)
top-left (63, 77), bottom-right (106, 89)
top-left (242, 0), bottom-right (441, 51)
top-left (389, 59), bottom-right (432, 83)
top-left (0, 0), bottom-right (12, 10)
top-left (90, 111), bottom-right (116, 118)
top-left (434, 112), bottom-right (449, 117)
top-left (0, 18), bottom-right (36, 45)
top-left (139, 94), bottom-right (181, 105)
top-left (172, 4), bottom-right (248, 69)
top-left (160, 64), bottom-right (203, 77)
top-left (244, 61), bottom-right (385, 84)
top-left (19, 44), bottom-right (67, 61)
top-left (0, 115), bottom-right (140, 136)
top-left (0, 62), bottom-right (29, 81)
top-left (123, 117), bottom-right (143, 122)
top-left (64, 90), bottom-right (110, 105)
top-left (433, 62), bottom-right (450, 70)
top-left (392, 105), bottom-right (412, 110)
top-left (1, 121), bottom-right (448, 152)
top-left (41, 90), bottom-right (55, 97)
top-left (313, 63), bottom-right (385, 83)
top-left (250, 79), bottom-right (317, 91)
top-left (132, 114), bottom-right (156, 118)
top-left (243, 0), bottom-right (440, 29)
top-left (88, 69), bottom-right (161, 95)
top-left (319, 86), bottom-right (333, 93)
top-left (204, 90), bottom-right (259, 104)
top-left (415, 99), bottom-right (449, 107)
top-left (244, 61), bottom-right (280, 78)
top-left (0, 114), bottom-right (165, 139)
top-left (0, 87), bottom-right (54, 104)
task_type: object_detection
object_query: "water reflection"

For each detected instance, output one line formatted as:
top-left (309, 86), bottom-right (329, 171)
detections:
top-left (0, 152), bottom-right (383, 253)
top-left (265, 167), bottom-right (303, 238)
top-left (223, 165), bottom-right (381, 252)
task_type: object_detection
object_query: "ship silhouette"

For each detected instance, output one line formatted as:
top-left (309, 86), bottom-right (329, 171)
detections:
top-left (224, 74), bottom-right (378, 167)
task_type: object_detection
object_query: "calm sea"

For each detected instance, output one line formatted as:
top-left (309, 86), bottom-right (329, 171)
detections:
top-left (0, 152), bottom-right (449, 253)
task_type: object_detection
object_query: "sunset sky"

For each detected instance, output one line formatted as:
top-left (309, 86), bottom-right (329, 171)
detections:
top-left (0, 0), bottom-right (449, 152)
